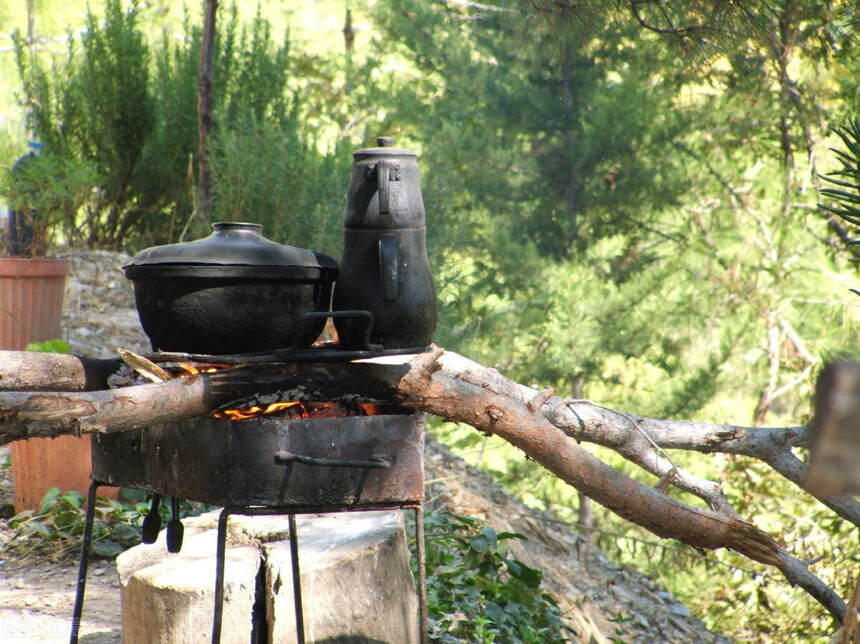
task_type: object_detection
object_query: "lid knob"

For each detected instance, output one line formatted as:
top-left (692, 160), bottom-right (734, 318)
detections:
top-left (376, 136), bottom-right (395, 147)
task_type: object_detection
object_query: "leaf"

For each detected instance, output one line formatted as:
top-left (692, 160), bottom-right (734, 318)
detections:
top-left (25, 521), bottom-right (52, 537)
top-left (111, 523), bottom-right (140, 542)
top-left (479, 526), bottom-right (499, 548)
top-left (61, 491), bottom-right (83, 510)
top-left (9, 509), bottom-right (34, 524)
top-left (38, 487), bottom-right (61, 514)
top-left (91, 539), bottom-right (124, 557)
top-left (484, 600), bottom-right (506, 626)
top-left (505, 558), bottom-right (543, 587)
top-left (820, 188), bottom-right (860, 204)
top-left (470, 534), bottom-right (492, 553)
top-left (25, 339), bottom-right (71, 354)
top-left (820, 173), bottom-right (860, 189)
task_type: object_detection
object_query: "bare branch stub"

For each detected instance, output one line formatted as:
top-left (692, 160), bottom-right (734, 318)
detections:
top-left (807, 361), bottom-right (860, 496)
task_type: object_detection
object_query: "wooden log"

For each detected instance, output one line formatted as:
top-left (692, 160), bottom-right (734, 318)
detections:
top-left (0, 361), bottom-right (397, 443)
top-left (0, 351), bottom-right (120, 391)
top-left (0, 375), bottom-right (210, 442)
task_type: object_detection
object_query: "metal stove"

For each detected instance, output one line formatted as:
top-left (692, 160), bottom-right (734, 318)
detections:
top-left (71, 404), bottom-right (428, 644)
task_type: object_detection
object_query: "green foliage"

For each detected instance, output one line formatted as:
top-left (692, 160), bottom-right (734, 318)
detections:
top-left (9, 488), bottom-right (138, 558)
top-left (25, 338), bottom-right (71, 353)
top-left (1, 152), bottom-right (99, 256)
top-left (3, 1), bottom-right (860, 641)
top-left (7, 0), bottom-right (353, 252)
top-left (372, 0), bottom-right (688, 259)
top-left (12, 0), bottom-right (163, 248)
top-left (820, 118), bottom-right (860, 258)
top-left (4, 487), bottom-right (210, 560)
top-left (371, 1), bottom-right (860, 641)
top-left (210, 118), bottom-right (349, 257)
top-left (421, 510), bottom-right (574, 643)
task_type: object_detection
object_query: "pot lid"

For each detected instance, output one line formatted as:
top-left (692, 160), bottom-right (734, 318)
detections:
top-left (124, 222), bottom-right (338, 270)
top-left (353, 136), bottom-right (416, 159)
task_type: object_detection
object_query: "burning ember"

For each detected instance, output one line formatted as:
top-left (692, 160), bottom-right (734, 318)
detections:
top-left (213, 400), bottom-right (388, 422)
top-left (177, 362), bottom-right (224, 374)
top-left (214, 401), bottom-right (305, 421)
top-left (163, 360), bottom-right (392, 421)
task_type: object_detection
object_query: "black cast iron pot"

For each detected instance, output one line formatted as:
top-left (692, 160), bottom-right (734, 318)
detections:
top-left (123, 222), bottom-right (338, 355)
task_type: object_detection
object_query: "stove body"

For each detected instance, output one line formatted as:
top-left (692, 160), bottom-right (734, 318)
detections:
top-left (90, 412), bottom-right (425, 508)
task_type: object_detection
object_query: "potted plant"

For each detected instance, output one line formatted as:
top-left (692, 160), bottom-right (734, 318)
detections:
top-left (1, 143), bottom-right (102, 510)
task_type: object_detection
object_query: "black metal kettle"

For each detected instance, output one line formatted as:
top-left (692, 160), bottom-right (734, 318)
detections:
top-left (333, 137), bottom-right (437, 351)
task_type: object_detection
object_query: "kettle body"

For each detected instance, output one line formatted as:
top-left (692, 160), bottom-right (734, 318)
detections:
top-left (333, 138), bottom-right (437, 350)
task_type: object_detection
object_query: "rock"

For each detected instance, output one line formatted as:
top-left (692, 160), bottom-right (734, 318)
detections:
top-left (116, 510), bottom-right (418, 644)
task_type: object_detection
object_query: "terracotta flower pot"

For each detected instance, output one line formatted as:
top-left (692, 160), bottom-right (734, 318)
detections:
top-left (0, 257), bottom-right (114, 510)
top-left (0, 257), bottom-right (68, 349)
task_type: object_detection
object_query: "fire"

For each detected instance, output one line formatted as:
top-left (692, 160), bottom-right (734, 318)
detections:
top-left (171, 362), bottom-right (394, 421)
top-left (177, 362), bottom-right (223, 375)
top-left (213, 401), bottom-right (305, 421)
top-left (212, 401), bottom-right (391, 421)
top-left (359, 403), bottom-right (382, 416)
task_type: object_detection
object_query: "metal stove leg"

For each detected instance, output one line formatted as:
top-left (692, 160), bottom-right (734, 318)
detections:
top-left (70, 480), bottom-right (100, 644)
top-left (414, 506), bottom-right (428, 644)
top-left (211, 507), bottom-right (231, 644)
top-left (288, 513), bottom-right (306, 644)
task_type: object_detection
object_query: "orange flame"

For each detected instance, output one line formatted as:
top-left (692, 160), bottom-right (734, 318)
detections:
top-left (177, 362), bottom-right (223, 375)
top-left (359, 403), bottom-right (382, 416)
top-left (183, 361), bottom-right (391, 421)
top-left (213, 401), bottom-right (305, 421)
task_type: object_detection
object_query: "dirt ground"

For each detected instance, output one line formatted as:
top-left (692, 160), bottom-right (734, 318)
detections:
top-left (0, 250), bottom-right (728, 643)
top-left (0, 448), bottom-right (120, 643)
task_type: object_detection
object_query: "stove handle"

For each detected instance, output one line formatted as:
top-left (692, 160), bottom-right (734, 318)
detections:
top-left (292, 310), bottom-right (375, 350)
top-left (274, 450), bottom-right (391, 469)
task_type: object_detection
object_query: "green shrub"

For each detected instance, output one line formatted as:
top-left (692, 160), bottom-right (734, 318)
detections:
top-left (1, 153), bottom-right (99, 256)
top-left (4, 487), bottom-right (210, 560)
top-left (421, 510), bottom-right (574, 643)
top-left (10, 0), bottom-right (351, 253)
top-left (210, 118), bottom-right (349, 256)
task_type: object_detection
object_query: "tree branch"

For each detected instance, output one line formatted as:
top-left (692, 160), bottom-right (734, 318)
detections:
top-left (392, 349), bottom-right (845, 621)
top-left (437, 350), bottom-right (860, 528)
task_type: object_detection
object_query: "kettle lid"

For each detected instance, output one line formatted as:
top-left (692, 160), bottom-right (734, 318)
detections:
top-left (353, 136), bottom-right (416, 159)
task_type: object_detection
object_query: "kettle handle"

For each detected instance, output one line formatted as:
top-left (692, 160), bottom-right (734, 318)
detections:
top-left (378, 235), bottom-right (399, 302)
top-left (378, 159), bottom-right (391, 215)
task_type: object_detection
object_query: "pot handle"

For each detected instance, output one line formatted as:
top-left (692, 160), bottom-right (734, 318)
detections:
top-left (378, 235), bottom-right (399, 302)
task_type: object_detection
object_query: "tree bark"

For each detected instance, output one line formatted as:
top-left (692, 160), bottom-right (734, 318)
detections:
top-left (0, 351), bottom-right (119, 392)
top-left (197, 0), bottom-right (218, 219)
